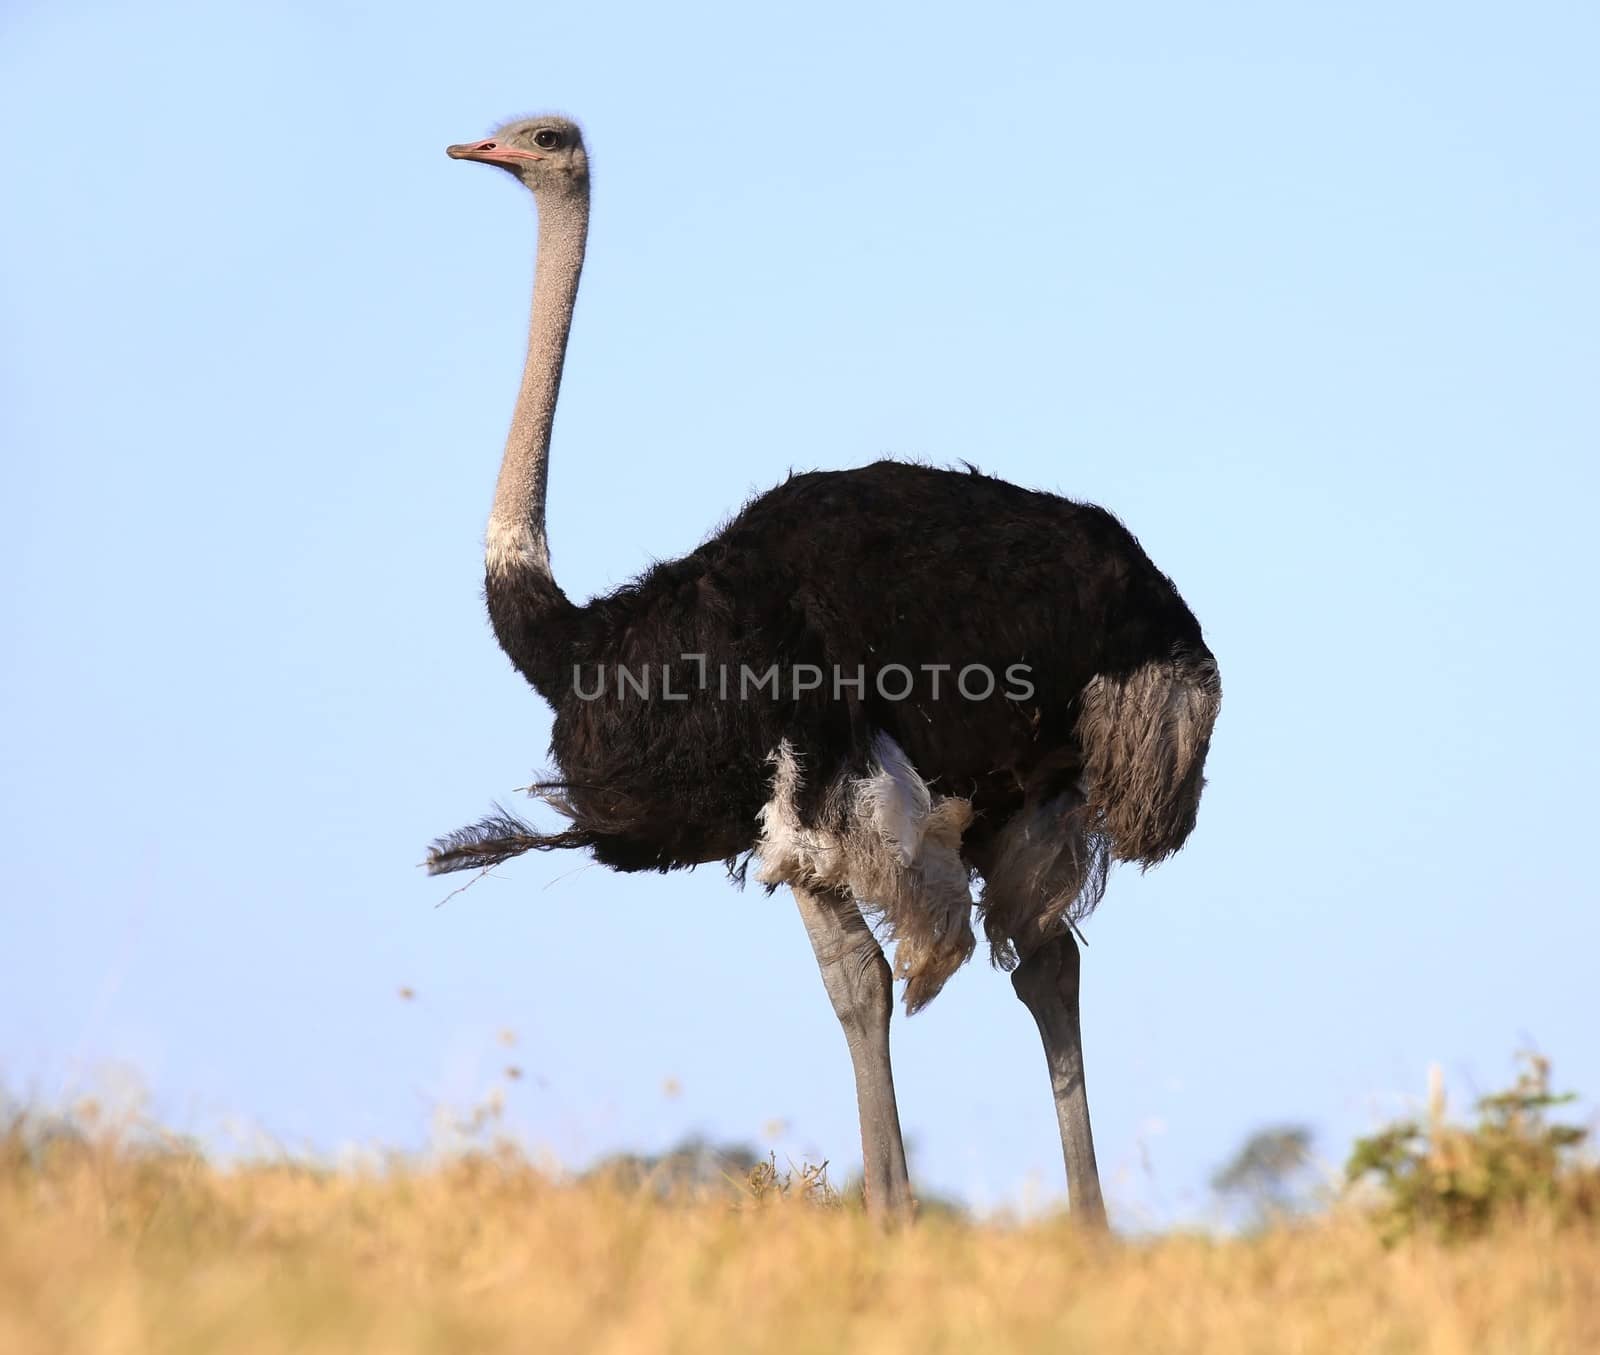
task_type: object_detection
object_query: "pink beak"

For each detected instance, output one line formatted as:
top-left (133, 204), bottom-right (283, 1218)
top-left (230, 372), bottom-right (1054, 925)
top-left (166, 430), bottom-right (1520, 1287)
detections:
top-left (445, 138), bottom-right (541, 166)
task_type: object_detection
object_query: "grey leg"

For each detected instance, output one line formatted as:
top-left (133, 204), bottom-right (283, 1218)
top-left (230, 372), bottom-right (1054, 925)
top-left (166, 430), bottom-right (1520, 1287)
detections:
top-left (1012, 931), bottom-right (1108, 1227)
top-left (793, 885), bottom-right (914, 1219)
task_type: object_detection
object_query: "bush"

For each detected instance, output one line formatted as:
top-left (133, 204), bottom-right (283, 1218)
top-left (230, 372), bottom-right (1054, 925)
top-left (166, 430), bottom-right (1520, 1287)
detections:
top-left (1345, 1053), bottom-right (1600, 1242)
top-left (1211, 1124), bottom-right (1316, 1228)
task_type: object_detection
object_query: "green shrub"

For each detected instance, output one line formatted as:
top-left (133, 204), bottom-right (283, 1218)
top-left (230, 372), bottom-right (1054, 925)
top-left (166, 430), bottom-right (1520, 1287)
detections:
top-left (1346, 1054), bottom-right (1599, 1242)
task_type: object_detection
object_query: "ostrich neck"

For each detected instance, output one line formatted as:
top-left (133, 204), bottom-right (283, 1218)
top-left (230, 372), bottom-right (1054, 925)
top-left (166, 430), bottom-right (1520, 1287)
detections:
top-left (486, 186), bottom-right (590, 580)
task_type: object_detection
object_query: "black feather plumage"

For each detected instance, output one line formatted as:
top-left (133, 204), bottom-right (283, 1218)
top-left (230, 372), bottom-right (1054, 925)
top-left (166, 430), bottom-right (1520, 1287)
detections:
top-left (435, 459), bottom-right (1218, 880)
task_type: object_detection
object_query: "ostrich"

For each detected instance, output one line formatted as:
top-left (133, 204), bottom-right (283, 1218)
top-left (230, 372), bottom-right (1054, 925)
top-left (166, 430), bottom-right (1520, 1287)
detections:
top-left (431, 115), bottom-right (1220, 1225)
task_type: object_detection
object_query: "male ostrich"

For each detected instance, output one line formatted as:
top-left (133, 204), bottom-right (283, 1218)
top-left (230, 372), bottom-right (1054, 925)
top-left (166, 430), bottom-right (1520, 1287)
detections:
top-left (431, 115), bottom-right (1220, 1224)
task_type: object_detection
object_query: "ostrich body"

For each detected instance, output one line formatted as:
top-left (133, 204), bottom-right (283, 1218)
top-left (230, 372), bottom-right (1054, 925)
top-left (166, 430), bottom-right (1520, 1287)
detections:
top-left (433, 116), bottom-right (1221, 1224)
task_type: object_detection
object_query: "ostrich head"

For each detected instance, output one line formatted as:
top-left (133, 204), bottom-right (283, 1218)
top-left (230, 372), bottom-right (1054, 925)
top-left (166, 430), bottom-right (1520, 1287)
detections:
top-left (446, 116), bottom-right (589, 197)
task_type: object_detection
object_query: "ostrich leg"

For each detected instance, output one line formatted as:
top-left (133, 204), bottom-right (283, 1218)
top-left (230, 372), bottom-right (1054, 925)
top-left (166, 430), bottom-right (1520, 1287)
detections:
top-left (1012, 930), bottom-right (1108, 1227)
top-left (793, 885), bottom-right (914, 1218)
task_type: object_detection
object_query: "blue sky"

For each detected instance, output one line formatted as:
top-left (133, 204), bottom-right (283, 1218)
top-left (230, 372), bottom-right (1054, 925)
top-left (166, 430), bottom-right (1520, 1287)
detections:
top-left (2, 0), bottom-right (1596, 1220)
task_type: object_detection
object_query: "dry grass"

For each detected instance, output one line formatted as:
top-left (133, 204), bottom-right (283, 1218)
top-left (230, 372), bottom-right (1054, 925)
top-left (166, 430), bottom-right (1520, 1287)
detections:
top-left (2, 1121), bottom-right (1597, 1355)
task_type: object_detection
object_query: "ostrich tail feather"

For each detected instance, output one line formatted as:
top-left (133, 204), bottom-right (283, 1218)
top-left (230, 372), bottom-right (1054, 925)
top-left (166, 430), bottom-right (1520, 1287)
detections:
top-left (1078, 644), bottom-right (1222, 867)
top-left (425, 804), bottom-right (601, 875)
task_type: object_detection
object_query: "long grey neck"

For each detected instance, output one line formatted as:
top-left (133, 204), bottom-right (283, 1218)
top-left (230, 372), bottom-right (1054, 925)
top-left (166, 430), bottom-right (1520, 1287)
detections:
top-left (486, 186), bottom-right (590, 580)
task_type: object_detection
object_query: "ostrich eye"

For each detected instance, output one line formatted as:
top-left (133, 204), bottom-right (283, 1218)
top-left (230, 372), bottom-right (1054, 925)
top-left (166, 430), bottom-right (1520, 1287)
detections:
top-left (533, 129), bottom-right (561, 150)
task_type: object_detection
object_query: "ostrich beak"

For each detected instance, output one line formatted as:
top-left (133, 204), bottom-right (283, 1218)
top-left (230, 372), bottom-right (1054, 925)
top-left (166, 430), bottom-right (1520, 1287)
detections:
top-left (446, 138), bottom-right (539, 166)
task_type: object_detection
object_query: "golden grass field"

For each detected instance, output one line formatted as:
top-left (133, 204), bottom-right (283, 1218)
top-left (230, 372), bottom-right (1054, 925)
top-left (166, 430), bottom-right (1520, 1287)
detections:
top-left (3, 1117), bottom-right (1597, 1355)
